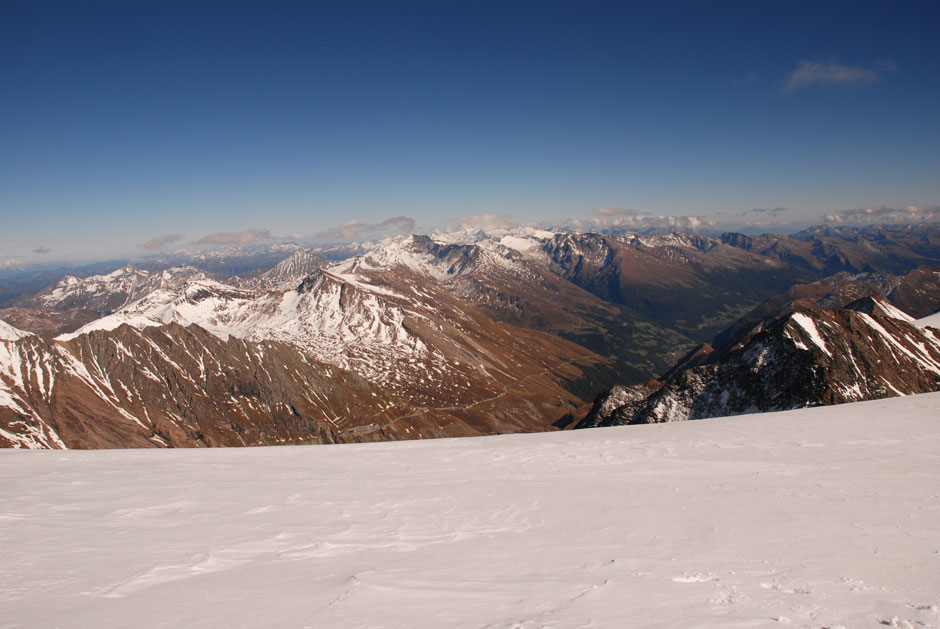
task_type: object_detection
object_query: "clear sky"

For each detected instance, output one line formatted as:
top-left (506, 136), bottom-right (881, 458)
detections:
top-left (2, 0), bottom-right (939, 264)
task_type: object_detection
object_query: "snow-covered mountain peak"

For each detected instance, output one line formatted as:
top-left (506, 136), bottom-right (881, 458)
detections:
top-left (260, 249), bottom-right (323, 287)
top-left (39, 265), bottom-right (151, 308)
top-left (29, 264), bottom-right (209, 317)
top-left (156, 265), bottom-right (208, 286)
top-left (329, 234), bottom-right (500, 282)
top-left (429, 224), bottom-right (557, 247)
top-left (429, 226), bottom-right (493, 244)
top-left (495, 231), bottom-right (553, 256)
top-left (631, 231), bottom-right (719, 251)
top-left (179, 278), bottom-right (254, 303)
top-left (57, 276), bottom-right (257, 341)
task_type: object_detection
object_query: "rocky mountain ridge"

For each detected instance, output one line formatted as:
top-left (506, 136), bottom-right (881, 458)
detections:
top-left (578, 300), bottom-right (940, 428)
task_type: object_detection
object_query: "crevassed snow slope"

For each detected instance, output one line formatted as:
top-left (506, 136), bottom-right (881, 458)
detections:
top-left (2, 393), bottom-right (939, 628)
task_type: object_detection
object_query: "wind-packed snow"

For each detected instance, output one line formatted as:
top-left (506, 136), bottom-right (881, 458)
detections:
top-left (0, 319), bottom-right (29, 341)
top-left (917, 309), bottom-right (940, 329)
top-left (2, 393), bottom-right (939, 628)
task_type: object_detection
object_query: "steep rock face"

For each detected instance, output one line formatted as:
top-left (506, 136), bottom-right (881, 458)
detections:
top-left (577, 383), bottom-right (656, 429)
top-left (578, 307), bottom-right (940, 427)
top-left (842, 296), bottom-right (915, 321)
top-left (542, 232), bottom-right (812, 342)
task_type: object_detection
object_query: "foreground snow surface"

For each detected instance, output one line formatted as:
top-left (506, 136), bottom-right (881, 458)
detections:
top-left (2, 395), bottom-right (940, 628)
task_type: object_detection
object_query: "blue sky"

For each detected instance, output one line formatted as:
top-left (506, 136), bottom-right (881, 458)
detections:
top-left (2, 1), bottom-right (939, 263)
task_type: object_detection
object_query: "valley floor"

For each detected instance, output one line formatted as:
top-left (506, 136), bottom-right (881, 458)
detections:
top-left (2, 394), bottom-right (939, 628)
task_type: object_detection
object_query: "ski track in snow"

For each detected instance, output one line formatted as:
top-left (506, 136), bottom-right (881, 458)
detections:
top-left (1, 393), bottom-right (939, 628)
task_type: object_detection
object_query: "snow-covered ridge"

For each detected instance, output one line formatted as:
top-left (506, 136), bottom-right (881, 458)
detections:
top-left (260, 249), bottom-right (322, 286)
top-left (430, 224), bottom-right (556, 246)
top-left (30, 264), bottom-right (208, 313)
top-left (329, 233), bottom-right (541, 282)
top-left (57, 278), bottom-right (257, 341)
top-left (40, 265), bottom-right (147, 306)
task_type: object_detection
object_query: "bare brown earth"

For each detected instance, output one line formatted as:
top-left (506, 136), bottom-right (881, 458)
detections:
top-left (0, 315), bottom-right (608, 449)
top-left (0, 306), bottom-right (99, 337)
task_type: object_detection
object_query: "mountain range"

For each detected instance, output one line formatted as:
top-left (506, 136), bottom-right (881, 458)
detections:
top-left (3, 222), bottom-right (940, 449)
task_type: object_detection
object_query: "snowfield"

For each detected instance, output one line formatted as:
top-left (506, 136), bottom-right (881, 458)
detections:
top-left (917, 309), bottom-right (940, 329)
top-left (2, 394), bottom-right (939, 628)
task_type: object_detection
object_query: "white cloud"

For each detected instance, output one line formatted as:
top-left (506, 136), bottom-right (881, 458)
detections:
top-left (143, 234), bottom-right (184, 249)
top-left (781, 59), bottom-right (894, 92)
top-left (823, 205), bottom-right (939, 225)
top-left (451, 213), bottom-right (514, 229)
top-left (313, 216), bottom-right (416, 242)
top-left (740, 207), bottom-right (787, 217)
top-left (593, 208), bottom-right (640, 218)
top-left (563, 209), bottom-right (716, 232)
top-left (197, 229), bottom-right (272, 246)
